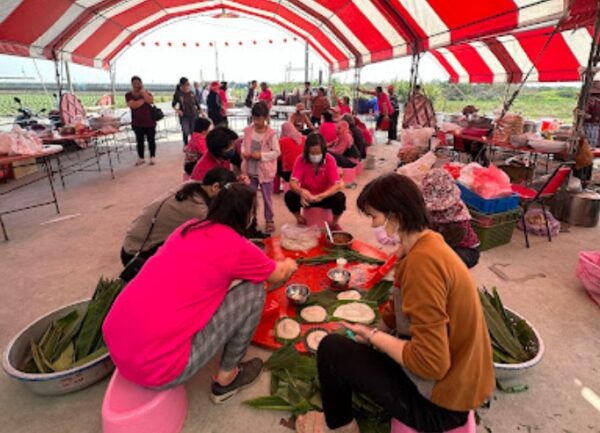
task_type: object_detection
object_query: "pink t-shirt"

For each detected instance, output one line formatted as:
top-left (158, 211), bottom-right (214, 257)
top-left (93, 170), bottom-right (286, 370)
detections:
top-left (378, 93), bottom-right (393, 116)
top-left (103, 222), bottom-right (276, 387)
top-left (337, 102), bottom-right (351, 115)
top-left (291, 153), bottom-right (340, 195)
top-left (259, 89), bottom-right (273, 109)
top-left (319, 122), bottom-right (337, 144)
top-left (191, 152), bottom-right (230, 181)
top-left (187, 133), bottom-right (207, 156)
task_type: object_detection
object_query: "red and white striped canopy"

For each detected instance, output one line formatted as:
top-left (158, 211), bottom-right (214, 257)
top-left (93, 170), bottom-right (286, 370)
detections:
top-left (0, 0), bottom-right (596, 79)
top-left (431, 24), bottom-right (597, 83)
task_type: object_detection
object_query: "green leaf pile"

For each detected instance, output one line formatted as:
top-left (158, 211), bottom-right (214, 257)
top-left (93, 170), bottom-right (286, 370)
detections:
top-left (244, 345), bottom-right (390, 433)
top-left (479, 287), bottom-right (537, 364)
top-left (21, 277), bottom-right (124, 374)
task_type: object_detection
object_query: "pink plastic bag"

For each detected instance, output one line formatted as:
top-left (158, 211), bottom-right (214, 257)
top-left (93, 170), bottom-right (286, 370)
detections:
top-left (472, 165), bottom-right (512, 198)
top-left (576, 251), bottom-right (600, 306)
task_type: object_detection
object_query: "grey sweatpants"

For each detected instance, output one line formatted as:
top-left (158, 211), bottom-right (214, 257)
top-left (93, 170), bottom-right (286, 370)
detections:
top-left (159, 281), bottom-right (266, 389)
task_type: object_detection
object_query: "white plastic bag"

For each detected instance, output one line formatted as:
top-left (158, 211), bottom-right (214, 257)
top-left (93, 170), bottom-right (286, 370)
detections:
top-left (397, 151), bottom-right (437, 184)
top-left (0, 133), bottom-right (15, 155)
top-left (280, 223), bottom-right (321, 251)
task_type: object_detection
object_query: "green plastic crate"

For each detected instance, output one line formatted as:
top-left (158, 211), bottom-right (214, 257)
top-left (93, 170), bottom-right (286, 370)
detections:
top-left (471, 213), bottom-right (521, 251)
top-left (468, 206), bottom-right (522, 227)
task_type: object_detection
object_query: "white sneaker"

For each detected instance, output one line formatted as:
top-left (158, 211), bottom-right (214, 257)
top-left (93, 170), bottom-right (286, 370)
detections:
top-left (135, 158), bottom-right (145, 166)
top-left (149, 157), bottom-right (156, 166)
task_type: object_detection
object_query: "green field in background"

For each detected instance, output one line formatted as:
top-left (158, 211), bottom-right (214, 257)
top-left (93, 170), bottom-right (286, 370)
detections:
top-left (0, 84), bottom-right (579, 123)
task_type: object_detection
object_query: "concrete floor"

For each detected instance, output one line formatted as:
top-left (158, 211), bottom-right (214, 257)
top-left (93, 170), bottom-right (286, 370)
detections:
top-left (1, 131), bottom-right (599, 433)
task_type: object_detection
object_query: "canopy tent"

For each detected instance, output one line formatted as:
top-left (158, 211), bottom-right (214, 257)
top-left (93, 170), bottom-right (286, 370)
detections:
top-left (430, 25), bottom-right (598, 83)
top-left (0, 0), bottom-right (595, 77)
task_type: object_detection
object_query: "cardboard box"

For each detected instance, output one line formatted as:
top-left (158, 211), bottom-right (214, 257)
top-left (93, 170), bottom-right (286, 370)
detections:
top-left (11, 158), bottom-right (38, 179)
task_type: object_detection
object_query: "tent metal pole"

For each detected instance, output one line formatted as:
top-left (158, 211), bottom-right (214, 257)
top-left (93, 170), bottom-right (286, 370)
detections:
top-left (570, 5), bottom-right (600, 155)
top-left (53, 53), bottom-right (63, 100)
top-left (352, 67), bottom-right (361, 113)
top-left (304, 40), bottom-right (309, 83)
top-left (110, 62), bottom-right (117, 108)
top-left (65, 61), bottom-right (74, 94)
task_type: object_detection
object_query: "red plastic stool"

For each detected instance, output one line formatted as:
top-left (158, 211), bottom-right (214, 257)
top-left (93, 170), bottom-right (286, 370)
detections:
top-left (102, 369), bottom-right (188, 433)
top-left (390, 411), bottom-right (476, 433)
top-left (342, 167), bottom-right (357, 185)
top-left (302, 207), bottom-right (333, 229)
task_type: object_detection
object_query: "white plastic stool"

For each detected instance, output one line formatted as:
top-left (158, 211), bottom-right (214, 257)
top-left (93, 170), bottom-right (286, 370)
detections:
top-left (102, 369), bottom-right (188, 433)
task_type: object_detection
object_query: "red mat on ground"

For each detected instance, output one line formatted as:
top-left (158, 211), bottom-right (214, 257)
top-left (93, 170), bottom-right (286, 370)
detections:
top-left (252, 235), bottom-right (396, 353)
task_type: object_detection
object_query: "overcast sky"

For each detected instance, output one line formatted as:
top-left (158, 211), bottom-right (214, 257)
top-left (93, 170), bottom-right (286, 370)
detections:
top-left (0, 15), bottom-right (448, 86)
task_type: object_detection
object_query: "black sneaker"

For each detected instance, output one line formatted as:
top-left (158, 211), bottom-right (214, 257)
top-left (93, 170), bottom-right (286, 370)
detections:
top-left (210, 358), bottom-right (264, 404)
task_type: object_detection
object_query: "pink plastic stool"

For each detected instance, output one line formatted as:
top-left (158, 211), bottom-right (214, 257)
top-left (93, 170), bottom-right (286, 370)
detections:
top-left (390, 411), bottom-right (476, 433)
top-left (102, 369), bottom-right (188, 433)
top-left (302, 207), bottom-right (333, 229)
top-left (356, 161), bottom-right (364, 176)
top-left (342, 167), bottom-right (357, 185)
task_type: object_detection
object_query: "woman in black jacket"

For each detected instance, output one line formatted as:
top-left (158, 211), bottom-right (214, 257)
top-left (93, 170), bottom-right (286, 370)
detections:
top-left (207, 81), bottom-right (225, 126)
top-left (172, 77), bottom-right (200, 146)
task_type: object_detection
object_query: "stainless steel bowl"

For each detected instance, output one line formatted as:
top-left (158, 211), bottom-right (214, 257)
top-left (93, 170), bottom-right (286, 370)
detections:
top-left (327, 268), bottom-right (352, 290)
top-left (494, 308), bottom-right (545, 382)
top-left (286, 284), bottom-right (311, 305)
top-left (2, 299), bottom-right (114, 396)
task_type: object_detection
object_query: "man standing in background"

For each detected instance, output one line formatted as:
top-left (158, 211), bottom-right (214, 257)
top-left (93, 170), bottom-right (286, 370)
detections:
top-left (193, 81), bottom-right (203, 107)
top-left (387, 84), bottom-right (400, 143)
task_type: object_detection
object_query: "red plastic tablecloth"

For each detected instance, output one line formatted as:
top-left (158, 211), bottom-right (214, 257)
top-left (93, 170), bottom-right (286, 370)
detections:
top-left (252, 235), bottom-right (396, 353)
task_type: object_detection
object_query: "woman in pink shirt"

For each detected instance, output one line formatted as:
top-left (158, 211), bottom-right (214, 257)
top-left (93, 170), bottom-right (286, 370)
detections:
top-left (284, 133), bottom-right (346, 230)
top-left (103, 184), bottom-right (297, 402)
top-left (358, 86), bottom-right (394, 144)
top-left (318, 111), bottom-right (338, 144)
top-left (184, 117), bottom-right (211, 176)
top-left (258, 82), bottom-right (273, 110)
top-left (191, 127), bottom-right (238, 182)
top-left (327, 120), bottom-right (359, 169)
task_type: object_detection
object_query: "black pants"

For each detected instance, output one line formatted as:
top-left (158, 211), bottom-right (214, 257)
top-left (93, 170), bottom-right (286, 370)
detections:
top-left (284, 190), bottom-right (346, 216)
top-left (133, 126), bottom-right (156, 159)
top-left (329, 151), bottom-right (356, 169)
top-left (120, 244), bottom-right (161, 267)
top-left (180, 116), bottom-right (194, 145)
top-left (184, 161), bottom-right (197, 176)
top-left (389, 110), bottom-right (399, 141)
top-left (317, 334), bottom-right (469, 432)
top-left (453, 247), bottom-right (480, 269)
top-left (310, 116), bottom-right (321, 127)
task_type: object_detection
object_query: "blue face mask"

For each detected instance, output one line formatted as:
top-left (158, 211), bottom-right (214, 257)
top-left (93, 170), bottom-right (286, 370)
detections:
top-left (223, 149), bottom-right (236, 160)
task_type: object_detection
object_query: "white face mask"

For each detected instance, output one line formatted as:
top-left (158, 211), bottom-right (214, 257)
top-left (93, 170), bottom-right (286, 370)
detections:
top-left (372, 218), bottom-right (400, 247)
top-left (309, 154), bottom-right (322, 164)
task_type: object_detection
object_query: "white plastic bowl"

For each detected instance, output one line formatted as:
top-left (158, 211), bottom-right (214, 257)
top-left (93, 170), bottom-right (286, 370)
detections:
top-left (2, 299), bottom-right (114, 396)
top-left (493, 308), bottom-right (545, 382)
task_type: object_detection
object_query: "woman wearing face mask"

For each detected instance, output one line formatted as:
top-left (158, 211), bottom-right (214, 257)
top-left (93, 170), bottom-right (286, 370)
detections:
top-left (104, 183), bottom-right (298, 402)
top-left (191, 127), bottom-right (238, 182)
top-left (296, 173), bottom-right (495, 433)
top-left (284, 133), bottom-right (346, 230)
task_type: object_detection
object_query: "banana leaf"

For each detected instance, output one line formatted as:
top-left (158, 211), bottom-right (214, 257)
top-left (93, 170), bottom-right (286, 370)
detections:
top-left (75, 279), bottom-right (123, 359)
top-left (30, 340), bottom-right (51, 373)
top-left (71, 346), bottom-right (108, 367)
top-left (304, 290), bottom-right (339, 309)
top-left (244, 396), bottom-right (295, 411)
top-left (265, 344), bottom-right (301, 371)
top-left (50, 310), bottom-right (83, 362)
top-left (515, 319), bottom-right (536, 354)
top-left (479, 290), bottom-right (529, 362)
top-left (51, 342), bottom-right (75, 371)
top-left (39, 323), bottom-right (62, 361)
top-left (363, 280), bottom-right (393, 305)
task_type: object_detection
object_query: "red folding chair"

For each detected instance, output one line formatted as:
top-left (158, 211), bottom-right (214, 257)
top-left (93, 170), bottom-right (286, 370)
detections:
top-left (511, 163), bottom-right (572, 248)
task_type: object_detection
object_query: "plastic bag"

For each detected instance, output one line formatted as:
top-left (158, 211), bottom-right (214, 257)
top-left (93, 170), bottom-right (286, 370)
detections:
top-left (280, 223), bottom-right (321, 251)
top-left (517, 208), bottom-right (560, 237)
top-left (442, 162), bottom-right (465, 180)
top-left (457, 162), bottom-right (483, 188)
top-left (397, 151), bottom-right (437, 184)
top-left (472, 164), bottom-right (512, 198)
top-left (401, 127), bottom-right (435, 150)
top-left (576, 251), bottom-right (600, 306)
top-left (0, 133), bottom-right (15, 155)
